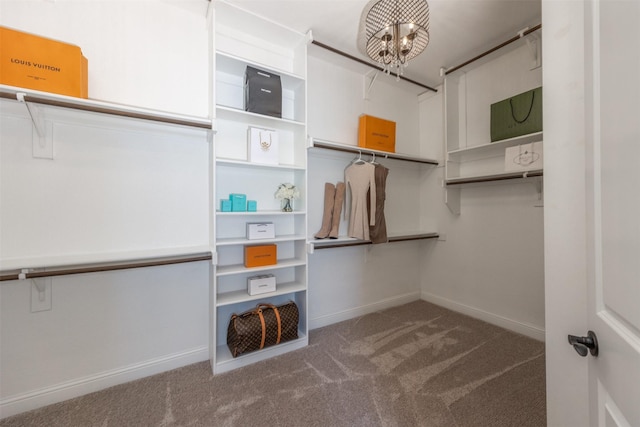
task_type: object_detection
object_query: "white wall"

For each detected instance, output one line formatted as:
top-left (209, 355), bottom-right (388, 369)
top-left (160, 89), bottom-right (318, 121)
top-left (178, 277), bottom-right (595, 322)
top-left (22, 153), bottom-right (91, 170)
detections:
top-left (0, 0), bottom-right (210, 116)
top-left (306, 53), bottom-right (430, 327)
top-left (0, 1), bottom-right (546, 419)
top-left (418, 45), bottom-right (546, 340)
top-left (0, 0), bottom-right (212, 419)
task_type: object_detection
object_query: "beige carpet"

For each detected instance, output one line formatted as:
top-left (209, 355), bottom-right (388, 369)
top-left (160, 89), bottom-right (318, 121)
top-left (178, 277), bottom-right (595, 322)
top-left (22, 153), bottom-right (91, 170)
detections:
top-left (1, 300), bottom-right (546, 426)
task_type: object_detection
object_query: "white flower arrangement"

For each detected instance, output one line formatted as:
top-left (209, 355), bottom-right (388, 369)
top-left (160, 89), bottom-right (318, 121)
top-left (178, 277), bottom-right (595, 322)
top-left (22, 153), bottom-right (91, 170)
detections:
top-left (274, 183), bottom-right (299, 200)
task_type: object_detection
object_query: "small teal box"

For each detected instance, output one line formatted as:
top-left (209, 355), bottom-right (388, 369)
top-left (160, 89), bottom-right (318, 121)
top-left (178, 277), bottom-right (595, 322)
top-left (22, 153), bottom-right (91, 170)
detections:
top-left (220, 199), bottom-right (231, 212)
top-left (247, 200), bottom-right (257, 212)
top-left (230, 193), bottom-right (247, 212)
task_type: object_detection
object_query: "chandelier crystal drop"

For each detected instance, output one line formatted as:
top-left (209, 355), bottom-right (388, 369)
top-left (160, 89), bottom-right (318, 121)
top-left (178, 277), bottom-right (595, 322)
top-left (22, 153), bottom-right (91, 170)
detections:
top-left (359, 0), bottom-right (430, 78)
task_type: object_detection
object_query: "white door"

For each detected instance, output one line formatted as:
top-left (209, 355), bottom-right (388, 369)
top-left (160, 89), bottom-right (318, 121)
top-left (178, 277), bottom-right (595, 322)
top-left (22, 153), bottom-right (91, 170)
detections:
top-left (544, 0), bottom-right (640, 426)
top-left (584, 0), bottom-right (640, 425)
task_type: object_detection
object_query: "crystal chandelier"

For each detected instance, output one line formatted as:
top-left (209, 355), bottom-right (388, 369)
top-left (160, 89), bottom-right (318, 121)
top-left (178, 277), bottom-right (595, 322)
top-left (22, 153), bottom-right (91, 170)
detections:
top-left (359, 0), bottom-right (430, 78)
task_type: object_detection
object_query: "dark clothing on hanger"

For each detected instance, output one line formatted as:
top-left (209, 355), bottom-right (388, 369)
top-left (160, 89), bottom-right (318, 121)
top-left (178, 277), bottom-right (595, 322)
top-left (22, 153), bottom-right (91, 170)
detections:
top-left (367, 163), bottom-right (389, 243)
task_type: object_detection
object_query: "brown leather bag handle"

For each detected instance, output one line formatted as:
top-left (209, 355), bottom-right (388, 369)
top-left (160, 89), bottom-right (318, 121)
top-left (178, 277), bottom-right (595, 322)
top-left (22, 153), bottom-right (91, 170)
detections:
top-left (257, 308), bottom-right (266, 350)
top-left (256, 303), bottom-right (282, 344)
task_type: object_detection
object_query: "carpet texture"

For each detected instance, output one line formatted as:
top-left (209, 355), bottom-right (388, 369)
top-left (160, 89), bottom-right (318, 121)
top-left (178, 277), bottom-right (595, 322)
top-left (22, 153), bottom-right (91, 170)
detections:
top-left (1, 300), bottom-right (546, 426)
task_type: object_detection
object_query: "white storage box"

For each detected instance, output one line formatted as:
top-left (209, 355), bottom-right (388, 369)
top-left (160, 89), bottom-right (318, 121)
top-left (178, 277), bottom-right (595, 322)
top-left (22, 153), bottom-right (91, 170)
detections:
top-left (247, 274), bottom-right (276, 296)
top-left (504, 141), bottom-right (543, 172)
top-left (246, 222), bottom-right (275, 240)
top-left (248, 127), bottom-right (279, 164)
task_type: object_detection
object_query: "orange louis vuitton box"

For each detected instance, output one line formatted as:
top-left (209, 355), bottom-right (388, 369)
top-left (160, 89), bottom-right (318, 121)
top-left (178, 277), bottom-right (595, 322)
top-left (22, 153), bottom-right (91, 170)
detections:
top-left (244, 244), bottom-right (277, 268)
top-left (0, 26), bottom-right (88, 98)
top-left (358, 114), bottom-right (396, 153)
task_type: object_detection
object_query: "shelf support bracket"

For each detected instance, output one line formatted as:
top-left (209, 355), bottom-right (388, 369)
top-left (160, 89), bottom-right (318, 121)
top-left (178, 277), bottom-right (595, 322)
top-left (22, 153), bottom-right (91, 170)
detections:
top-left (526, 33), bottom-right (542, 70)
top-left (363, 69), bottom-right (379, 100)
top-left (17, 93), bottom-right (54, 159)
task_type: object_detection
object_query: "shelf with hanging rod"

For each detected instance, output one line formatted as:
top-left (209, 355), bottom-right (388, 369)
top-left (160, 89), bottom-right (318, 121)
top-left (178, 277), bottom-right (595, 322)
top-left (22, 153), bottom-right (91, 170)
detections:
top-left (0, 250), bottom-right (213, 282)
top-left (0, 85), bottom-right (213, 130)
top-left (310, 232), bottom-right (439, 250)
top-left (308, 138), bottom-right (439, 165)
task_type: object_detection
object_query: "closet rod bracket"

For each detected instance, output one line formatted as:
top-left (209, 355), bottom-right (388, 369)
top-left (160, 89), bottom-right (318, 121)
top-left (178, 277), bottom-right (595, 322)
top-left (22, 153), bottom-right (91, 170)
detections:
top-left (17, 92), bottom-right (55, 159)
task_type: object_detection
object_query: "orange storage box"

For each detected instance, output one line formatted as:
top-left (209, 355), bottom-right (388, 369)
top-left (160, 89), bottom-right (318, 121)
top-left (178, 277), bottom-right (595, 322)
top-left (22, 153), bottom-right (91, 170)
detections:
top-left (358, 114), bottom-right (396, 153)
top-left (0, 26), bottom-right (88, 98)
top-left (244, 244), bottom-right (277, 268)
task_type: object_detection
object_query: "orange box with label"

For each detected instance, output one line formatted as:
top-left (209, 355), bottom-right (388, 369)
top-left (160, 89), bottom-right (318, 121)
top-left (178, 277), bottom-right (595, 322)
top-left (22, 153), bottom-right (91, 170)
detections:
top-left (0, 26), bottom-right (88, 98)
top-left (358, 114), bottom-right (396, 153)
top-left (244, 244), bottom-right (277, 268)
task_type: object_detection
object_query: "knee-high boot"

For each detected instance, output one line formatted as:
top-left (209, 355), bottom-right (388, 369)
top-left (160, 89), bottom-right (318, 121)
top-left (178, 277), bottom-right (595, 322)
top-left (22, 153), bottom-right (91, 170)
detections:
top-left (329, 182), bottom-right (345, 239)
top-left (314, 183), bottom-right (335, 239)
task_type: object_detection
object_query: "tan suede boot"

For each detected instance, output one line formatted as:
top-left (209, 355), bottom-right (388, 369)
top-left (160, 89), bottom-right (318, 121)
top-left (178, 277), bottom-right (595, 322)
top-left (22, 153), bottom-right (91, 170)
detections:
top-left (328, 181), bottom-right (345, 239)
top-left (314, 183), bottom-right (335, 239)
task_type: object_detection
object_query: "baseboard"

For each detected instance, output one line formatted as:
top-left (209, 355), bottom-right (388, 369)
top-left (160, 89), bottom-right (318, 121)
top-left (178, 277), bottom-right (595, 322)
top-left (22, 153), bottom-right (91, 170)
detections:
top-left (420, 292), bottom-right (545, 341)
top-left (309, 291), bottom-right (421, 330)
top-left (0, 346), bottom-right (209, 420)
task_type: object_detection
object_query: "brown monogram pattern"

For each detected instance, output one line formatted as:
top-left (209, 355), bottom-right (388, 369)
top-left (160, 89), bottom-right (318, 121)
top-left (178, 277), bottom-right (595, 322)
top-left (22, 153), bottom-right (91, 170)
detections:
top-left (227, 301), bottom-right (299, 358)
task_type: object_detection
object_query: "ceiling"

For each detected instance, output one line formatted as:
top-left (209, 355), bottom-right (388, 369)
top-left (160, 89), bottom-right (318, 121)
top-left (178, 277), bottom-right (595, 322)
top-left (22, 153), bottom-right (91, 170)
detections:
top-left (220, 0), bottom-right (541, 90)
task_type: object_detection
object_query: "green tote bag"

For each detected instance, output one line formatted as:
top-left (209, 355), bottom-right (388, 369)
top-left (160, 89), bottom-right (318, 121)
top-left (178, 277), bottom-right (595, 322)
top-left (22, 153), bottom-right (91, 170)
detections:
top-left (490, 87), bottom-right (543, 142)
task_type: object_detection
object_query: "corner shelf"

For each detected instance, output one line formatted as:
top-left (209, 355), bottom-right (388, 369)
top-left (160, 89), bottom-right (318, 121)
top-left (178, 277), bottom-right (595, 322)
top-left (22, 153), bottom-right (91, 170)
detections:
top-left (448, 132), bottom-right (542, 158)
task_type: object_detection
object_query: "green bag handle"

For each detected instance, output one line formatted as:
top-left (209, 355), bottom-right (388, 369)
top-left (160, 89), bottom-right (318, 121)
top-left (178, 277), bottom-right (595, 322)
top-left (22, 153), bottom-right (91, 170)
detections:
top-left (509, 91), bottom-right (536, 124)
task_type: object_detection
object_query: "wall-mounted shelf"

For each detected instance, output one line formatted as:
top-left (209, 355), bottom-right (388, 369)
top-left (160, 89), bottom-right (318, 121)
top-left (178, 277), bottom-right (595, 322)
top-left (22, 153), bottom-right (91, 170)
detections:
top-left (310, 232), bottom-right (439, 250)
top-left (309, 138), bottom-right (439, 165)
top-left (448, 132), bottom-right (542, 158)
top-left (0, 85), bottom-right (212, 130)
top-left (0, 249), bottom-right (212, 282)
top-left (446, 170), bottom-right (543, 186)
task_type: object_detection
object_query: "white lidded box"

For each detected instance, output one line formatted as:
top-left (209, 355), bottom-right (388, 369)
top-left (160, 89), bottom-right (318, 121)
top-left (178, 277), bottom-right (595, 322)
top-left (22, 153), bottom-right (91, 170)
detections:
top-left (248, 127), bottom-right (279, 164)
top-left (246, 222), bottom-right (275, 240)
top-left (247, 274), bottom-right (276, 296)
top-left (504, 141), bottom-right (543, 172)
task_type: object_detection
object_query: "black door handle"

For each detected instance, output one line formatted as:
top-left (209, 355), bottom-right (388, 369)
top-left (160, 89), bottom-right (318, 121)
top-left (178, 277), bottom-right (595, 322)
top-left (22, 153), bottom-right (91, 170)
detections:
top-left (568, 330), bottom-right (599, 357)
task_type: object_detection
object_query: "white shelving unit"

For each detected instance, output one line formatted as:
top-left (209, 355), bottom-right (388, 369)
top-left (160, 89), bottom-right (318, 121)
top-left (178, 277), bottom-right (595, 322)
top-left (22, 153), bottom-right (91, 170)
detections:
top-left (211, 0), bottom-right (309, 374)
top-left (443, 27), bottom-right (543, 214)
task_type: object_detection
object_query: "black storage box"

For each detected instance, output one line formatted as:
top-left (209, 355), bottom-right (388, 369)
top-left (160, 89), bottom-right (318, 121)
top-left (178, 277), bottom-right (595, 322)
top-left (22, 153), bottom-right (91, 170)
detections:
top-left (244, 66), bottom-right (282, 118)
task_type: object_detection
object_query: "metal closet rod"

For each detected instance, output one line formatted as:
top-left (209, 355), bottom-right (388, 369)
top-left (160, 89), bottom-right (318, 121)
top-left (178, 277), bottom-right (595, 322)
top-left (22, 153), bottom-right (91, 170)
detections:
top-left (0, 92), bottom-right (212, 129)
top-left (311, 40), bottom-right (438, 93)
top-left (314, 233), bottom-right (439, 250)
top-left (0, 253), bottom-right (212, 282)
top-left (446, 24), bottom-right (542, 75)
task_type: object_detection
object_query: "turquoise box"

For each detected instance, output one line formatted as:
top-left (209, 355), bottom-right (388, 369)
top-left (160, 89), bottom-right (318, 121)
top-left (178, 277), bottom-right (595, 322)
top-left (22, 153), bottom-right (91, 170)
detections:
top-left (247, 200), bottom-right (257, 212)
top-left (230, 193), bottom-right (247, 212)
top-left (220, 199), bottom-right (231, 212)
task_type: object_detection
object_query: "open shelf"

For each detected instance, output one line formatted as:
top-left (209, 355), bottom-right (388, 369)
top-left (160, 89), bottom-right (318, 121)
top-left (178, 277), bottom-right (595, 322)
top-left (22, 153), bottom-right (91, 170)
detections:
top-left (309, 138), bottom-right (439, 165)
top-left (216, 234), bottom-right (306, 247)
top-left (310, 232), bottom-right (439, 250)
top-left (216, 258), bottom-right (306, 276)
top-left (446, 170), bottom-right (543, 186)
top-left (0, 84), bottom-right (212, 130)
top-left (216, 158), bottom-right (305, 171)
top-left (214, 333), bottom-right (308, 374)
top-left (448, 132), bottom-right (543, 158)
top-left (216, 280), bottom-right (306, 306)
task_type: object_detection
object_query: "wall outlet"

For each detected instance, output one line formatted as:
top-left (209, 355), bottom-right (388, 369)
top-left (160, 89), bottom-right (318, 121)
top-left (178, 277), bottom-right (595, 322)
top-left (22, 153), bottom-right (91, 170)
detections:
top-left (31, 278), bottom-right (52, 312)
